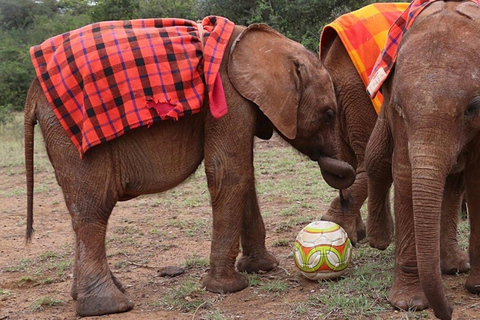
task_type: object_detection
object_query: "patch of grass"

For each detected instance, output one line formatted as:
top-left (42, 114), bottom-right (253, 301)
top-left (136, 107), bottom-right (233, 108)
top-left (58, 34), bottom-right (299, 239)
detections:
top-left (39, 251), bottom-right (59, 262)
top-left (272, 239), bottom-right (290, 247)
top-left (296, 242), bottom-right (397, 319)
top-left (276, 216), bottom-right (313, 233)
top-left (114, 260), bottom-right (129, 269)
top-left (0, 113), bottom-right (52, 172)
top-left (201, 310), bottom-right (231, 320)
top-left (262, 280), bottom-right (289, 293)
top-left (17, 276), bottom-right (36, 287)
top-left (114, 225), bottom-right (143, 236)
top-left (3, 258), bottom-right (32, 272)
top-left (40, 278), bottom-right (55, 284)
top-left (29, 296), bottom-right (63, 312)
top-left (0, 289), bottom-right (12, 297)
top-left (247, 273), bottom-right (262, 287)
top-left (279, 207), bottom-right (296, 216)
top-left (183, 255), bottom-right (209, 270)
top-left (457, 219), bottom-right (470, 251)
top-left (159, 278), bottom-right (210, 312)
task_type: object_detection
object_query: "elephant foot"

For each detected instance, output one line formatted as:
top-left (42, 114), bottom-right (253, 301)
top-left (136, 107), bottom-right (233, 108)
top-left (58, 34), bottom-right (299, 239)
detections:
top-left (71, 271), bottom-right (126, 300)
top-left (366, 224), bottom-right (393, 250)
top-left (441, 246), bottom-right (470, 275)
top-left (321, 213), bottom-right (364, 245)
top-left (76, 280), bottom-right (134, 316)
top-left (389, 277), bottom-right (428, 312)
top-left (366, 212), bottom-right (394, 251)
top-left (203, 271), bottom-right (249, 293)
top-left (465, 270), bottom-right (480, 294)
top-left (388, 265), bottom-right (428, 312)
top-left (236, 250), bottom-right (279, 273)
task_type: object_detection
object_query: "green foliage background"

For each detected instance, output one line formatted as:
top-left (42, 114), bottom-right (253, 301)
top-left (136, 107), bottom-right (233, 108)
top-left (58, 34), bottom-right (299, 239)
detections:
top-left (0, 0), bottom-right (403, 120)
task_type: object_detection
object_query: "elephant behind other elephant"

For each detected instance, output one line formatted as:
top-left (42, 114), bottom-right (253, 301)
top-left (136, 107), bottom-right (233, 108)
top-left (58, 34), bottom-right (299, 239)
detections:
top-left (25, 17), bottom-right (354, 316)
top-left (365, 1), bottom-right (480, 319)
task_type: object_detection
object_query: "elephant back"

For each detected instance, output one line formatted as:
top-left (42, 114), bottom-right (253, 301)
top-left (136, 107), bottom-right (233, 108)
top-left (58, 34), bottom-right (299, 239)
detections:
top-left (30, 16), bottom-right (234, 157)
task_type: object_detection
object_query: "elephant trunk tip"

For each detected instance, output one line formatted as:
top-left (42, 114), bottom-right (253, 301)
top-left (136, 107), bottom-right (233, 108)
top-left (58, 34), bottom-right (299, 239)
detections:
top-left (318, 156), bottom-right (356, 190)
top-left (339, 189), bottom-right (354, 212)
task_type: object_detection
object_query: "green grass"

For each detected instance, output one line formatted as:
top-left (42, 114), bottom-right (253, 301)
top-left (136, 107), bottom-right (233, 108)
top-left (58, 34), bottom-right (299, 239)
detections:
top-left (183, 255), bottom-right (209, 270)
top-left (0, 112), bottom-right (52, 173)
top-left (29, 296), bottom-right (63, 312)
top-left (159, 277), bottom-right (210, 312)
top-left (3, 249), bottom-right (73, 281)
top-left (262, 280), bottom-right (290, 293)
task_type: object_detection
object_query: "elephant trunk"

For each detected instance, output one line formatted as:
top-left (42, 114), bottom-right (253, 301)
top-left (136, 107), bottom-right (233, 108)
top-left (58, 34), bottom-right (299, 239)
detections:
top-left (411, 146), bottom-right (454, 320)
top-left (317, 156), bottom-right (355, 190)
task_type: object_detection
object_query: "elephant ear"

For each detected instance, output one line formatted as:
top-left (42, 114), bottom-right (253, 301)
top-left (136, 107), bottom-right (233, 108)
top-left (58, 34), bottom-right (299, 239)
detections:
top-left (228, 24), bottom-right (300, 140)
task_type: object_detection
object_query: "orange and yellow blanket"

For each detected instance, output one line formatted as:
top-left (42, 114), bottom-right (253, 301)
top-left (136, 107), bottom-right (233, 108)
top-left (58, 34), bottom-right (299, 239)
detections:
top-left (320, 2), bottom-right (409, 114)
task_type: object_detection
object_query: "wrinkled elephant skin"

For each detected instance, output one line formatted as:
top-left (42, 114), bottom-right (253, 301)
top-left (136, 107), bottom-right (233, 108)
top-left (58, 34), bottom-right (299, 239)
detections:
top-left (24, 23), bottom-right (354, 316)
top-left (365, 2), bottom-right (480, 319)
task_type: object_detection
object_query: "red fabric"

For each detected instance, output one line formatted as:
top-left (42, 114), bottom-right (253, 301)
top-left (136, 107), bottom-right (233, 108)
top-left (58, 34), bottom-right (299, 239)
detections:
top-left (367, 0), bottom-right (480, 98)
top-left (320, 3), bottom-right (408, 114)
top-left (30, 16), bottom-right (234, 157)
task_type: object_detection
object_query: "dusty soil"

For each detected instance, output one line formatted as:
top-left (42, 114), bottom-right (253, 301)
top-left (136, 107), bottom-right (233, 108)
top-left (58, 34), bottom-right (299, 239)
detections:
top-left (1, 134), bottom-right (479, 320)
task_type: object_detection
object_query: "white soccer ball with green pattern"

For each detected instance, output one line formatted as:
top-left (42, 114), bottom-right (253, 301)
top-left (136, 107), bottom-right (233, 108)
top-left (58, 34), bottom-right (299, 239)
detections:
top-left (293, 220), bottom-right (352, 280)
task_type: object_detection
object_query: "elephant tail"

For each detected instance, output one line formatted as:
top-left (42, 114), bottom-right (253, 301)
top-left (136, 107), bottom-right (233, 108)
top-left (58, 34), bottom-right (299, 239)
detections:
top-left (24, 80), bottom-right (38, 243)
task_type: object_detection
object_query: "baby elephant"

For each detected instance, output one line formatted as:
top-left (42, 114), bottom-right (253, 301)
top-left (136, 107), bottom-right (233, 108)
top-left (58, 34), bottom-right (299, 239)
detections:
top-left (25, 16), bottom-right (354, 316)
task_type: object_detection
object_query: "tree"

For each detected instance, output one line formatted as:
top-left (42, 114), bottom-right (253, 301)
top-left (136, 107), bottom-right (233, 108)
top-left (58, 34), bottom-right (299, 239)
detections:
top-left (137, 0), bottom-right (199, 20)
top-left (0, 0), bottom-right (36, 29)
top-left (198, 0), bottom-right (256, 26)
top-left (90, 0), bottom-right (140, 21)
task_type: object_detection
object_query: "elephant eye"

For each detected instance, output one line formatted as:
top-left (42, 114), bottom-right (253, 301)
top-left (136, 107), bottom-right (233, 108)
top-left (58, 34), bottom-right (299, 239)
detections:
top-left (324, 108), bottom-right (335, 124)
top-left (465, 96), bottom-right (480, 119)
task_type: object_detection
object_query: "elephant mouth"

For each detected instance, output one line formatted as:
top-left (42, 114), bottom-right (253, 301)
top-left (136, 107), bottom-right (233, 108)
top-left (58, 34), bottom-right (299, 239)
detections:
top-left (317, 156), bottom-right (356, 190)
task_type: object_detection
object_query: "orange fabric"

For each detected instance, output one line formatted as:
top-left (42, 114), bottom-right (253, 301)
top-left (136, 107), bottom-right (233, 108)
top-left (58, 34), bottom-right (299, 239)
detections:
top-left (320, 3), bottom-right (409, 114)
top-left (367, 0), bottom-right (480, 98)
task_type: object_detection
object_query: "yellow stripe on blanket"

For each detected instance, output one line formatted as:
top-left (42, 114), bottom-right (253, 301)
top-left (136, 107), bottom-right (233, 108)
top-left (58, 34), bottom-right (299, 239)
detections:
top-left (320, 3), bottom-right (409, 114)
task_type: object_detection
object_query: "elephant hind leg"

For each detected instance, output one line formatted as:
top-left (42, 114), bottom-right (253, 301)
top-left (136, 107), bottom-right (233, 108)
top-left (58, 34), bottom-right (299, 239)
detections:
top-left (71, 206), bottom-right (134, 316)
top-left (63, 181), bottom-right (133, 315)
top-left (365, 115), bottom-right (394, 250)
top-left (71, 269), bottom-right (126, 300)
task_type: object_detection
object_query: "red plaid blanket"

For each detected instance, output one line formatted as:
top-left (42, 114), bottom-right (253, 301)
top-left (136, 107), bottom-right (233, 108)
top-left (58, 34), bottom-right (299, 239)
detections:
top-left (30, 16), bottom-right (235, 157)
top-left (367, 0), bottom-right (480, 98)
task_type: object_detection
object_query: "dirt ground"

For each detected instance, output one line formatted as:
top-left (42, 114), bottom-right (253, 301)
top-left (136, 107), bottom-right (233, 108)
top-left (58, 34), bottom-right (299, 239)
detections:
top-left (1, 134), bottom-right (479, 320)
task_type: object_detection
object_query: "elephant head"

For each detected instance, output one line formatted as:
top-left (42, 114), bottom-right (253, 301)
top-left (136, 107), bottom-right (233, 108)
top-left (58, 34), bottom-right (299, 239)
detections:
top-left (228, 24), bottom-right (355, 190)
top-left (366, 2), bottom-right (480, 319)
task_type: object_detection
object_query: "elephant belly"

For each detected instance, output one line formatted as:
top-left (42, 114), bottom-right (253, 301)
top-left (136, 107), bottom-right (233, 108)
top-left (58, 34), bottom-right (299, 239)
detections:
top-left (118, 113), bottom-right (206, 197)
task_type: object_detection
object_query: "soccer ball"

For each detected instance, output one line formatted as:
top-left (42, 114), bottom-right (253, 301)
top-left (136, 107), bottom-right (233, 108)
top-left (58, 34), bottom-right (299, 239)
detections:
top-left (293, 220), bottom-right (352, 280)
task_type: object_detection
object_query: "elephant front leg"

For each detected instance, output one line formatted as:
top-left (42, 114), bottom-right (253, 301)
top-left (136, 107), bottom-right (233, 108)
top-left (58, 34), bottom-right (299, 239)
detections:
top-left (388, 151), bottom-right (429, 312)
top-left (236, 186), bottom-right (279, 273)
top-left (440, 173), bottom-right (469, 274)
top-left (70, 206), bottom-right (133, 316)
top-left (202, 158), bottom-right (250, 293)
